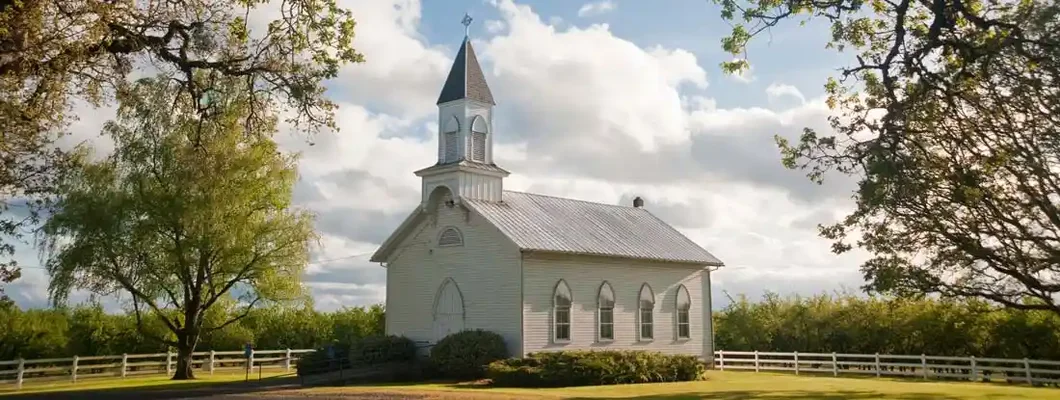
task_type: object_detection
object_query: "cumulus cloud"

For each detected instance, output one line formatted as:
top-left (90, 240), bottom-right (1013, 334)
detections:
top-left (766, 83), bottom-right (807, 104)
top-left (5, 0), bottom-right (867, 312)
top-left (577, 1), bottom-right (616, 17)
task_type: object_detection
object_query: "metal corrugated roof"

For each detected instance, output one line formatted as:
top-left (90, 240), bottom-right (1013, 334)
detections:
top-left (463, 191), bottom-right (723, 265)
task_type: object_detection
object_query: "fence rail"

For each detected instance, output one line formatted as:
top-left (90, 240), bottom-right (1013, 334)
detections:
top-left (0, 348), bottom-right (315, 390)
top-left (713, 350), bottom-right (1060, 386)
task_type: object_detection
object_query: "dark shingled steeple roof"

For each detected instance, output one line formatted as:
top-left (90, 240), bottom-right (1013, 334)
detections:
top-left (437, 38), bottom-right (495, 105)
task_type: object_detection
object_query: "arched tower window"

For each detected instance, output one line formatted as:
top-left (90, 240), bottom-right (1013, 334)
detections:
top-left (470, 115), bottom-right (488, 162)
top-left (638, 284), bottom-right (655, 341)
top-left (597, 282), bottom-right (615, 342)
top-left (438, 227), bottom-right (463, 247)
top-left (676, 285), bottom-right (691, 339)
top-left (553, 280), bottom-right (572, 342)
top-left (444, 115), bottom-right (460, 163)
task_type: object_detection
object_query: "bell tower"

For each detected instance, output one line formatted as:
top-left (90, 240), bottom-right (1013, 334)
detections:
top-left (416, 14), bottom-right (508, 206)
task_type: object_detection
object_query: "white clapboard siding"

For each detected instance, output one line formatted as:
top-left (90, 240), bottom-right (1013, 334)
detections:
top-left (384, 196), bottom-right (523, 356)
top-left (521, 254), bottom-right (711, 359)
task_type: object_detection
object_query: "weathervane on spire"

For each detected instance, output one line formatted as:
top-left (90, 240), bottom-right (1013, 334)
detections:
top-left (462, 13), bottom-right (473, 37)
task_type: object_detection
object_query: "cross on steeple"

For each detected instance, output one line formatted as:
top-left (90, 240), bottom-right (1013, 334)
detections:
top-left (462, 13), bottom-right (473, 37)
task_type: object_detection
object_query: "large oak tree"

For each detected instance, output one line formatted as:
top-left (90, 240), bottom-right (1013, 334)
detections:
top-left (0, 0), bottom-right (361, 296)
top-left (40, 76), bottom-right (315, 379)
top-left (712, 0), bottom-right (1060, 313)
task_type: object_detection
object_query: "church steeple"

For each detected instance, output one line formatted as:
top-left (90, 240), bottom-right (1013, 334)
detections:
top-left (436, 38), bottom-right (495, 105)
top-left (415, 14), bottom-right (508, 206)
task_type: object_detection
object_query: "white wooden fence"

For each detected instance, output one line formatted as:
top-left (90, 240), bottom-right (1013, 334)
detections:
top-left (0, 348), bottom-right (315, 390)
top-left (713, 350), bottom-right (1060, 386)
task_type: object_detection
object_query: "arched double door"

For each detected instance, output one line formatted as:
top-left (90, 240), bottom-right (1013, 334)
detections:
top-left (432, 278), bottom-right (465, 342)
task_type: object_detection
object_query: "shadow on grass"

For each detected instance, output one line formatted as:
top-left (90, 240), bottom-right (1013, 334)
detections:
top-left (566, 390), bottom-right (966, 400)
top-left (0, 375), bottom-right (301, 400)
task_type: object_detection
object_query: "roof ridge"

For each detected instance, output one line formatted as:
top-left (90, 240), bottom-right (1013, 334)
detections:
top-left (502, 190), bottom-right (639, 209)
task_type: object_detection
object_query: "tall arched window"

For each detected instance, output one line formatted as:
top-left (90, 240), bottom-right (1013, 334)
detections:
top-left (638, 284), bottom-right (655, 341)
top-left (676, 285), bottom-right (691, 339)
top-left (597, 282), bottom-right (615, 341)
top-left (444, 116), bottom-right (460, 162)
top-left (471, 116), bottom-right (488, 162)
top-left (553, 280), bottom-right (572, 342)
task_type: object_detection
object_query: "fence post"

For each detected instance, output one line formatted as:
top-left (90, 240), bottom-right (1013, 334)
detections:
top-left (831, 352), bottom-right (838, 377)
top-left (248, 349), bottom-right (255, 373)
top-left (875, 353), bottom-right (881, 378)
top-left (71, 355), bottom-right (79, 383)
top-left (121, 353), bottom-right (128, 378)
top-left (1024, 358), bottom-right (1032, 385)
top-left (166, 351), bottom-right (172, 375)
top-left (970, 356), bottom-right (977, 382)
top-left (284, 348), bottom-right (292, 372)
top-left (794, 351), bottom-right (799, 375)
top-left (719, 350), bottom-right (725, 371)
top-left (16, 358), bottom-right (24, 390)
top-left (921, 354), bottom-right (928, 379)
top-left (209, 350), bottom-right (216, 374)
top-left (754, 350), bottom-right (760, 372)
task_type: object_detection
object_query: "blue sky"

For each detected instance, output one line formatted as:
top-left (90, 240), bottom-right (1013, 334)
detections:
top-left (4, 0), bottom-right (869, 311)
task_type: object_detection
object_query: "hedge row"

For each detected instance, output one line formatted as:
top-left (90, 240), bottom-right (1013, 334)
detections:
top-left (487, 350), bottom-right (706, 387)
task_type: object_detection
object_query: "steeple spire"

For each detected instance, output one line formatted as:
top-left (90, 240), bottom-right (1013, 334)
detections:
top-left (437, 14), bottom-right (495, 105)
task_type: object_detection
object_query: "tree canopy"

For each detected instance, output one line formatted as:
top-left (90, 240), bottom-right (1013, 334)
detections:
top-left (0, 0), bottom-right (362, 297)
top-left (713, 0), bottom-right (1060, 313)
top-left (40, 75), bottom-right (315, 379)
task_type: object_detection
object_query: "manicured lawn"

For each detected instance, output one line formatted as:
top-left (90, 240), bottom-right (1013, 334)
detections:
top-left (295, 371), bottom-right (1060, 399)
top-left (1, 370), bottom-right (1057, 399)
top-left (0, 370), bottom-right (292, 396)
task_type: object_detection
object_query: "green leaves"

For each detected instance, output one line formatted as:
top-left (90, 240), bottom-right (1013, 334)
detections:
top-left (40, 75), bottom-right (315, 367)
top-left (713, 0), bottom-right (1060, 314)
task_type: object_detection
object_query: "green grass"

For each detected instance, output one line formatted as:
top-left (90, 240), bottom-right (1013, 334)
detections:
top-left (0, 370), bottom-right (291, 396)
top-left (298, 371), bottom-right (1060, 399)
top-left (2, 370), bottom-right (1057, 399)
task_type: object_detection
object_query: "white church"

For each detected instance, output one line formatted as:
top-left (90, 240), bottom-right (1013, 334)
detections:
top-left (371, 30), bottom-right (724, 360)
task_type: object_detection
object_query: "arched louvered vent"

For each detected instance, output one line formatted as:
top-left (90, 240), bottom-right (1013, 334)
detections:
top-left (471, 132), bottom-right (486, 161)
top-left (438, 227), bottom-right (464, 247)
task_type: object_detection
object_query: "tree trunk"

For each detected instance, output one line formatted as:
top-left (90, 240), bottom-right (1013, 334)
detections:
top-left (172, 335), bottom-right (197, 380)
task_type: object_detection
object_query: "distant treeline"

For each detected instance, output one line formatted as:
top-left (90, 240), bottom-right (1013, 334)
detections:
top-left (0, 301), bottom-right (384, 360)
top-left (714, 292), bottom-right (1060, 360)
top-left (5, 293), bottom-right (1060, 361)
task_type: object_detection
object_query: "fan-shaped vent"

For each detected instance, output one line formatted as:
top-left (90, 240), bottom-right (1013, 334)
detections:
top-left (438, 227), bottom-right (463, 247)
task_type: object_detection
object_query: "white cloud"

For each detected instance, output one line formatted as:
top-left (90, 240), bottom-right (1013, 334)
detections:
top-left (577, 1), bottom-right (616, 17)
top-left (5, 0), bottom-right (866, 312)
top-left (766, 83), bottom-right (807, 104)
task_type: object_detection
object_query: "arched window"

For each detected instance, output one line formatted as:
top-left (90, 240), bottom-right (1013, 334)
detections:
top-left (444, 116), bottom-right (460, 163)
top-left (597, 282), bottom-right (615, 341)
top-left (638, 284), bottom-right (654, 341)
top-left (676, 285), bottom-right (691, 339)
top-left (470, 116), bottom-right (488, 162)
top-left (553, 280), bottom-right (572, 342)
top-left (438, 227), bottom-right (463, 247)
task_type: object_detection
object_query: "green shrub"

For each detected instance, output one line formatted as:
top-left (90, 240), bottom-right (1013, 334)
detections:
top-left (349, 335), bottom-right (417, 366)
top-left (486, 350), bottom-right (706, 387)
top-left (430, 329), bottom-right (508, 379)
top-left (295, 343), bottom-right (349, 377)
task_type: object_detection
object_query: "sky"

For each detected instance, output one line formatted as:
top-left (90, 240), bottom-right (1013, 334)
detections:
top-left (5, 0), bottom-right (871, 311)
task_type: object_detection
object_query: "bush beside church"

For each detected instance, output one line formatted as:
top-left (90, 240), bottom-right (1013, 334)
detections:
top-left (487, 350), bottom-right (706, 387)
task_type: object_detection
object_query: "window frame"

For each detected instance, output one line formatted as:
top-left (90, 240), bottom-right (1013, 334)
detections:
top-left (597, 281), bottom-right (615, 342)
top-left (638, 283), bottom-right (655, 342)
top-left (675, 284), bottom-right (691, 340)
top-left (552, 280), bottom-right (572, 343)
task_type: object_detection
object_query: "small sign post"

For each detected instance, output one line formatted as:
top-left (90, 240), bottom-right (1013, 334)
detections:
top-left (244, 343), bottom-right (253, 382)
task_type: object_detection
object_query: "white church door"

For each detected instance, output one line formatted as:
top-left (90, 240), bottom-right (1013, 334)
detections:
top-left (433, 278), bottom-right (465, 342)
